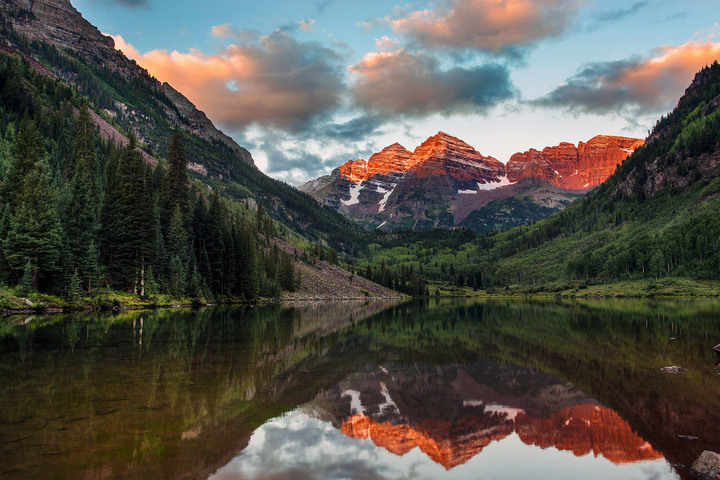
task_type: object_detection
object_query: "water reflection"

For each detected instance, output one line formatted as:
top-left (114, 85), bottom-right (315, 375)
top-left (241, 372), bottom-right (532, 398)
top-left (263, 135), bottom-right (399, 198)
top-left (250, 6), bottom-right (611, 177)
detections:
top-left (213, 410), bottom-right (676, 480)
top-left (0, 298), bottom-right (719, 479)
top-left (212, 362), bottom-right (674, 479)
top-left (327, 364), bottom-right (662, 469)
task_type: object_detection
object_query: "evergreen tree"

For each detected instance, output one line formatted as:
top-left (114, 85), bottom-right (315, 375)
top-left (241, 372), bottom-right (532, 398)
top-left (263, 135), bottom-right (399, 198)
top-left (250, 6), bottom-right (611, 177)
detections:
top-left (59, 140), bottom-right (99, 280)
top-left (82, 240), bottom-right (100, 293)
top-left (167, 205), bottom-right (188, 294)
top-left (237, 223), bottom-right (259, 300)
top-left (278, 250), bottom-right (295, 291)
top-left (166, 132), bottom-right (189, 214)
top-left (206, 191), bottom-right (227, 293)
top-left (112, 138), bottom-right (156, 293)
top-left (169, 254), bottom-right (186, 296)
top-left (4, 155), bottom-right (62, 289)
top-left (99, 148), bottom-right (121, 287)
top-left (0, 203), bottom-right (10, 284)
top-left (68, 268), bottom-right (82, 300)
top-left (0, 118), bottom-right (44, 210)
top-left (19, 260), bottom-right (33, 295)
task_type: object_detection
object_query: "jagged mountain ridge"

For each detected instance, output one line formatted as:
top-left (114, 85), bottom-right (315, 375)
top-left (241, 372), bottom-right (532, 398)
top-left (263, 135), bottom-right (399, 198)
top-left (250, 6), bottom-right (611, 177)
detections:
top-left (300, 132), bottom-right (643, 232)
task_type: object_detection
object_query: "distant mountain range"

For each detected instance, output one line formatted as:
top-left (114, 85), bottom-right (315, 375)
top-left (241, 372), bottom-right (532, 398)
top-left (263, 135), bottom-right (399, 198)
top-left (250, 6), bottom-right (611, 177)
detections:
top-left (300, 132), bottom-right (643, 232)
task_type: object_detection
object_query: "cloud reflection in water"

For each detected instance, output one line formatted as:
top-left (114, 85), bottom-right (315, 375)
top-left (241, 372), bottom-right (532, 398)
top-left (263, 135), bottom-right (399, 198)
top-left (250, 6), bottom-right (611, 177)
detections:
top-left (208, 410), bottom-right (677, 480)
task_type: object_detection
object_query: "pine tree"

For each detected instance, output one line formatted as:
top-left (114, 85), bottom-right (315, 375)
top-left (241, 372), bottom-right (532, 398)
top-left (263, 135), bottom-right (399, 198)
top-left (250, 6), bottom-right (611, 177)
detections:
top-left (99, 148), bottom-right (121, 287)
top-left (82, 240), bottom-right (100, 293)
top-left (68, 268), bottom-right (82, 300)
top-left (167, 205), bottom-right (188, 294)
top-left (111, 138), bottom-right (156, 293)
top-left (166, 132), bottom-right (189, 214)
top-left (169, 254), bottom-right (186, 297)
top-left (0, 118), bottom-right (44, 210)
top-left (59, 139), bottom-right (99, 281)
top-left (0, 203), bottom-right (11, 284)
top-left (19, 260), bottom-right (33, 295)
top-left (278, 250), bottom-right (295, 291)
top-left (206, 191), bottom-right (227, 293)
top-left (4, 155), bottom-right (62, 290)
top-left (237, 223), bottom-right (259, 300)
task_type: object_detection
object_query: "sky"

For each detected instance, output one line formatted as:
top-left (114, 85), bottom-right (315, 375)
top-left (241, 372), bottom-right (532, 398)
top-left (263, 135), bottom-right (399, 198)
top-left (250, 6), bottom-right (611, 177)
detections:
top-left (71, 0), bottom-right (720, 186)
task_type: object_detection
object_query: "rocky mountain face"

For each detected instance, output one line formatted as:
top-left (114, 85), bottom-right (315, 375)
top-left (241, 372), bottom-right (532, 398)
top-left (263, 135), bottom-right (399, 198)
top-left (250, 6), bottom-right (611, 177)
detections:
top-left (300, 133), bottom-right (643, 232)
top-left (0, 0), bottom-right (253, 168)
top-left (315, 364), bottom-right (662, 470)
top-left (507, 135), bottom-right (645, 189)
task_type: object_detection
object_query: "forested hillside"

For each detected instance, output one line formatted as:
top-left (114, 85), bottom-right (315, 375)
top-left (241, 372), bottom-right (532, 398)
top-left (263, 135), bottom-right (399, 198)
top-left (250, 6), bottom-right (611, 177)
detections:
top-left (0, 52), bottom-right (322, 301)
top-left (354, 62), bottom-right (720, 292)
top-left (0, 5), bottom-right (368, 254)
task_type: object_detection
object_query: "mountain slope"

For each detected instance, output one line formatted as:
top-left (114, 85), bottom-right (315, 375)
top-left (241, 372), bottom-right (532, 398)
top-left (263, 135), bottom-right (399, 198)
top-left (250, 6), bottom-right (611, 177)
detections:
top-left (454, 61), bottom-right (720, 288)
top-left (0, 0), bottom-right (368, 252)
top-left (301, 132), bottom-right (642, 232)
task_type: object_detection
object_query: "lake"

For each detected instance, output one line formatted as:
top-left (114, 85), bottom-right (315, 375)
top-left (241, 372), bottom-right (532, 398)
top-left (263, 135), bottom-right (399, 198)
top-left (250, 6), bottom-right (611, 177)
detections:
top-left (1, 298), bottom-right (719, 479)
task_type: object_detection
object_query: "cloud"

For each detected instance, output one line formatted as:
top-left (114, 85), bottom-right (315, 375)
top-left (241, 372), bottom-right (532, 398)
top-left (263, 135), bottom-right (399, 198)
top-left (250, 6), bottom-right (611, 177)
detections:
top-left (89, 0), bottom-right (148, 8)
top-left (388, 0), bottom-right (580, 54)
top-left (256, 133), bottom-right (367, 180)
top-left (532, 41), bottom-right (720, 115)
top-left (318, 114), bottom-right (386, 141)
top-left (298, 19), bottom-right (316, 32)
top-left (112, 30), bottom-right (345, 131)
top-left (348, 49), bottom-right (516, 116)
top-left (594, 1), bottom-right (648, 24)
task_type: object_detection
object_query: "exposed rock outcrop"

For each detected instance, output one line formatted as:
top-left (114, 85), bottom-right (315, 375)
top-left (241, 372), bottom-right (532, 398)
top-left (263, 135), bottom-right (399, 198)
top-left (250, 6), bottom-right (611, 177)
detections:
top-left (506, 135), bottom-right (645, 189)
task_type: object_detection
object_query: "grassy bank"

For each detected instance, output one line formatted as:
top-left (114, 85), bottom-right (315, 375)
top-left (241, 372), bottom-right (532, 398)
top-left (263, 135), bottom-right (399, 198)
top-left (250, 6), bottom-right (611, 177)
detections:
top-left (0, 285), bottom-right (239, 315)
top-left (430, 276), bottom-right (720, 298)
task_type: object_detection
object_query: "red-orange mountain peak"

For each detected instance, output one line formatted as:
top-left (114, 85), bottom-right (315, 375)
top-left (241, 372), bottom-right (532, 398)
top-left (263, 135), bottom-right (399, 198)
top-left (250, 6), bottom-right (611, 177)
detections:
top-left (507, 135), bottom-right (644, 189)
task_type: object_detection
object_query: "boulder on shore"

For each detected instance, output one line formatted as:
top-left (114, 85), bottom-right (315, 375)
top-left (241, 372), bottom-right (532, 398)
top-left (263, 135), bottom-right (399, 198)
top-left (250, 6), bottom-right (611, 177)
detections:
top-left (691, 450), bottom-right (720, 479)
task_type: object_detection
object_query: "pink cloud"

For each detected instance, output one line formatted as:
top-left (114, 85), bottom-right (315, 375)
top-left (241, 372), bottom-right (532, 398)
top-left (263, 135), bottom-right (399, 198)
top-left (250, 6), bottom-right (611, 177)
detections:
top-left (535, 41), bottom-right (720, 113)
top-left (111, 31), bottom-right (344, 131)
top-left (389, 0), bottom-right (579, 52)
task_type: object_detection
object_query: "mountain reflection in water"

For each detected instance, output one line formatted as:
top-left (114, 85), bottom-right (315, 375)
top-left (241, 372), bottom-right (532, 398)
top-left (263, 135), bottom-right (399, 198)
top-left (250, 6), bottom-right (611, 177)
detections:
top-left (329, 364), bottom-right (662, 470)
top-left (2, 298), bottom-right (720, 479)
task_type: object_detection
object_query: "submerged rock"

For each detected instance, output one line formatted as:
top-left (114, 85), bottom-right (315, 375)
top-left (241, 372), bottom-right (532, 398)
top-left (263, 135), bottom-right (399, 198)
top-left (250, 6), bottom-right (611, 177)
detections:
top-left (661, 366), bottom-right (688, 373)
top-left (690, 450), bottom-right (720, 479)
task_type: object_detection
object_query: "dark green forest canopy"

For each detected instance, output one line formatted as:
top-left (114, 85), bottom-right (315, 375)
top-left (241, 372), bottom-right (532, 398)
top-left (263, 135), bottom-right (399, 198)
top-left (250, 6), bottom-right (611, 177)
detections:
top-left (0, 51), bottom-right (311, 300)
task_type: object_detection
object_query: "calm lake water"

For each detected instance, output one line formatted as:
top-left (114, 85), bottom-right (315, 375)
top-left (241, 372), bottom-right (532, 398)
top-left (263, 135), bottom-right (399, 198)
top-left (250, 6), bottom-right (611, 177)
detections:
top-left (1, 298), bottom-right (719, 480)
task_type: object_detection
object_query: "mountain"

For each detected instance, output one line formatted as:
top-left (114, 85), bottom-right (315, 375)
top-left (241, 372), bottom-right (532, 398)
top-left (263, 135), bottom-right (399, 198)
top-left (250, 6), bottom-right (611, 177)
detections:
top-left (0, 0), bottom-right (368, 253)
top-left (0, 0), bottom-right (402, 302)
top-left (467, 60), bottom-right (720, 288)
top-left (356, 61), bottom-right (720, 291)
top-left (0, 0), bottom-right (252, 168)
top-left (506, 135), bottom-right (645, 189)
top-left (300, 132), bottom-right (642, 232)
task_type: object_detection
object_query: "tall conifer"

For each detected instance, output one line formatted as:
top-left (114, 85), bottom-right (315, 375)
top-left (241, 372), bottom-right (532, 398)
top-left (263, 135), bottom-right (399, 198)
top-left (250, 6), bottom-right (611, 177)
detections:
top-left (4, 155), bottom-right (62, 289)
